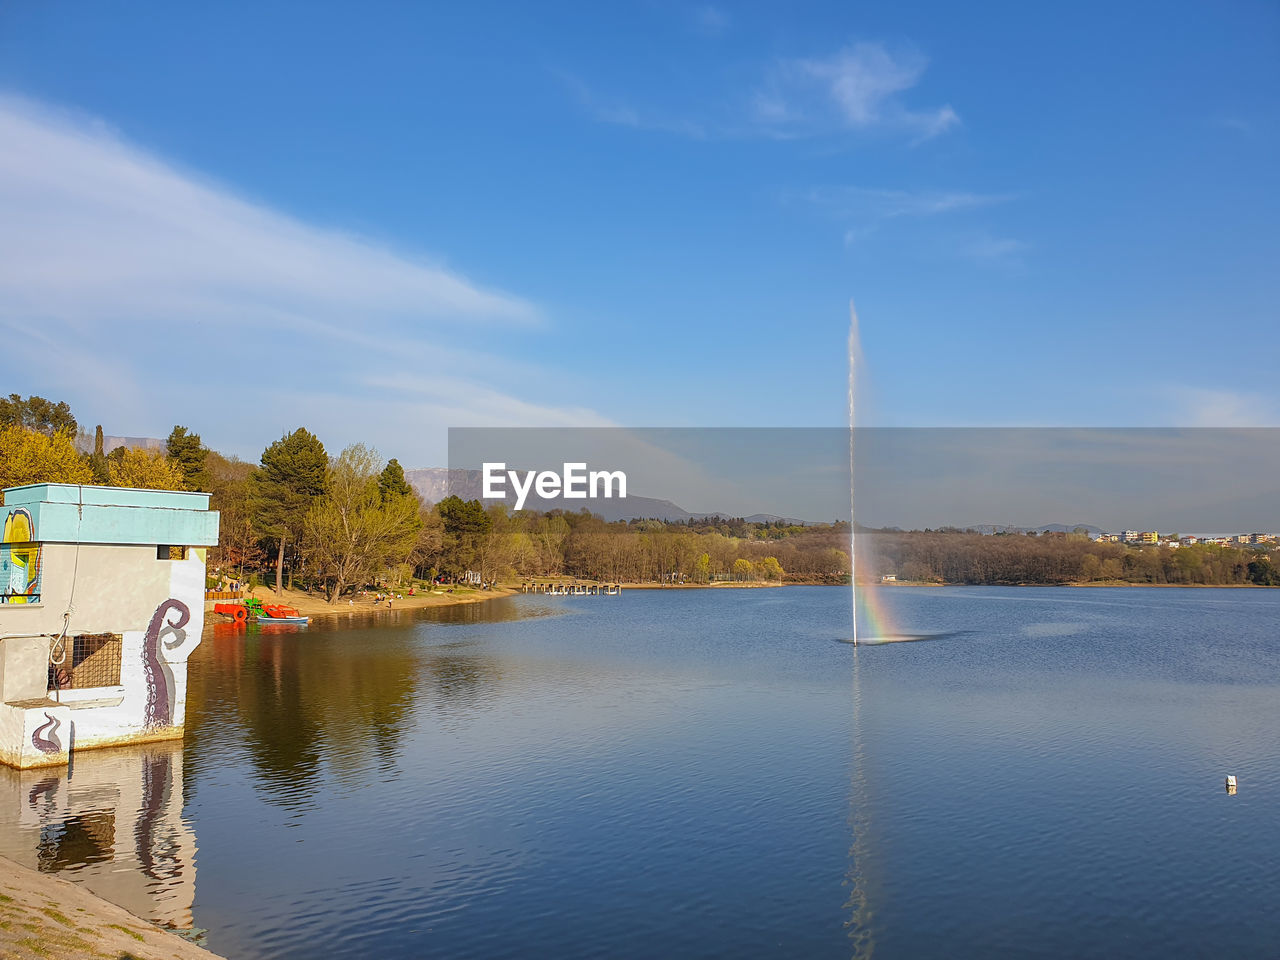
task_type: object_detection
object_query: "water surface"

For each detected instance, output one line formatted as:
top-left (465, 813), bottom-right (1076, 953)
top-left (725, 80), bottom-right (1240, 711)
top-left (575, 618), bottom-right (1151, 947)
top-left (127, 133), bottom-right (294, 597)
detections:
top-left (2, 586), bottom-right (1277, 957)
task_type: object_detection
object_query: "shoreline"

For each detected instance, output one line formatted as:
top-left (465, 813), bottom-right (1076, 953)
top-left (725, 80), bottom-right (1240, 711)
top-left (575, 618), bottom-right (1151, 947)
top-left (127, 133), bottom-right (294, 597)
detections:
top-left (875, 580), bottom-right (1278, 589)
top-left (579, 581), bottom-right (786, 590)
top-left (205, 584), bottom-right (520, 626)
top-left (203, 577), bottom-right (1278, 632)
top-left (201, 579), bottom-right (811, 629)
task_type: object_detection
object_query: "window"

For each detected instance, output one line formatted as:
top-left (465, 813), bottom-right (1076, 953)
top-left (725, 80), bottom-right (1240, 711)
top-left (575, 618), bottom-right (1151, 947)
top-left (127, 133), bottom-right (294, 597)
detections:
top-left (156, 545), bottom-right (188, 560)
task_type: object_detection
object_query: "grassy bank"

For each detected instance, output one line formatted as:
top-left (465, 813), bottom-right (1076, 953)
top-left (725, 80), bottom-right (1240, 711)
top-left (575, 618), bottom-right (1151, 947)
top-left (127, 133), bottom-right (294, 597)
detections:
top-left (0, 855), bottom-right (225, 960)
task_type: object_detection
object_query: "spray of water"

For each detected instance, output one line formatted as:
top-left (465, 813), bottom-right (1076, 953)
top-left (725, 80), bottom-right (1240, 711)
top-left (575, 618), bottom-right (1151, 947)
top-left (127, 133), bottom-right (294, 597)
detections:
top-left (845, 304), bottom-right (876, 956)
top-left (848, 300), bottom-right (860, 646)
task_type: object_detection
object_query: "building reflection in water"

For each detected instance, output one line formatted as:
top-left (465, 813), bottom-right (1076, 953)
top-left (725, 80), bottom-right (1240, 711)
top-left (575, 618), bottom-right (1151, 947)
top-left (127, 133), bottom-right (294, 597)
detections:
top-left (0, 742), bottom-right (197, 932)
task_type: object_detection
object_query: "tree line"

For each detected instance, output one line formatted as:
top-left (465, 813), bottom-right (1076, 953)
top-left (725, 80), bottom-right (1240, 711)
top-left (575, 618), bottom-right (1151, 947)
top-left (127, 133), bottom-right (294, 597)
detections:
top-left (204, 440), bottom-right (849, 595)
top-left (1, 395), bottom-right (193, 494)
top-left (868, 529), bottom-right (1280, 586)
top-left (0, 397), bottom-right (424, 602)
top-left (0, 395), bottom-right (850, 597)
top-left (422, 500), bottom-right (843, 586)
top-left (6, 394), bottom-right (1274, 594)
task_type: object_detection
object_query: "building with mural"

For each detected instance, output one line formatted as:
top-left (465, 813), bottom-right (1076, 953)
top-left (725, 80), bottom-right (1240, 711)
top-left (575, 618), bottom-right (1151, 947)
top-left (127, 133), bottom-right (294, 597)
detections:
top-left (0, 483), bottom-right (219, 769)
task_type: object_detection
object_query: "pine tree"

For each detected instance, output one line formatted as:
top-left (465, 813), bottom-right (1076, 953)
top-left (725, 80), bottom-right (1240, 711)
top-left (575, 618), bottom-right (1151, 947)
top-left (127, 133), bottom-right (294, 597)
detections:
top-left (249, 428), bottom-right (328, 595)
top-left (166, 425), bottom-right (210, 491)
top-left (378, 458), bottom-right (413, 502)
top-left (89, 425), bottom-right (110, 483)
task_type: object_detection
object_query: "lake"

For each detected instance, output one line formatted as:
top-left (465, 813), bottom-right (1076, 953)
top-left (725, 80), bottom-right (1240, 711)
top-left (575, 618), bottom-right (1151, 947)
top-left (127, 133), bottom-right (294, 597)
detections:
top-left (2, 586), bottom-right (1278, 958)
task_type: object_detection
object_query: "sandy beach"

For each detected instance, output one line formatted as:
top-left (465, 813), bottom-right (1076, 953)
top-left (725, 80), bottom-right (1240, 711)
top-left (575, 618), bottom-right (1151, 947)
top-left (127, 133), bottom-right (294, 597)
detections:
top-left (205, 583), bottom-right (519, 625)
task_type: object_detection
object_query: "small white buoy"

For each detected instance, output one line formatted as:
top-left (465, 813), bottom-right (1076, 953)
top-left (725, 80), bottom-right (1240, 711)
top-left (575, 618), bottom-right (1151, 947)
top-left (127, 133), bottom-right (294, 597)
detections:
top-left (1225, 775), bottom-right (1237, 795)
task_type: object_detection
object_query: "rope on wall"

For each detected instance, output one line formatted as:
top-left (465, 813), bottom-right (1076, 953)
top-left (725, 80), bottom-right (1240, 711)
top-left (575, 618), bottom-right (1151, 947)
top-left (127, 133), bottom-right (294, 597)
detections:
top-left (48, 485), bottom-right (86, 704)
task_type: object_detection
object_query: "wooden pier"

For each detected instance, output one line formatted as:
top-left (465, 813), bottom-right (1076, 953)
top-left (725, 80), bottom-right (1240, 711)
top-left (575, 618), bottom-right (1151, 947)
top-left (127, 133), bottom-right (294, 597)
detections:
top-left (521, 582), bottom-right (621, 596)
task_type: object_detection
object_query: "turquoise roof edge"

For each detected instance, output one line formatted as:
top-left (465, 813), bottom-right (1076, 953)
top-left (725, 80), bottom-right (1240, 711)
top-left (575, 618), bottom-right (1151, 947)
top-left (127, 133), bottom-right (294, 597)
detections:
top-left (3, 484), bottom-right (220, 547)
top-left (4, 483), bottom-right (211, 510)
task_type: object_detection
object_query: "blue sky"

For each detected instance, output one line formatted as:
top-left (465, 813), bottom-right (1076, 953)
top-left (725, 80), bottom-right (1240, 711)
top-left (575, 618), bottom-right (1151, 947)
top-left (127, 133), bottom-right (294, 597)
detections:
top-left (1, 1), bottom-right (1277, 465)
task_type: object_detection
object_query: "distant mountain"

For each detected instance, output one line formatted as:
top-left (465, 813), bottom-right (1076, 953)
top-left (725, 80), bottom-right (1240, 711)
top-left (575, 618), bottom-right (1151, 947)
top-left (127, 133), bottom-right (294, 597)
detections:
top-left (403, 468), bottom-right (462, 504)
top-left (404, 467), bottom-right (699, 521)
top-left (1033, 522), bottom-right (1105, 536)
top-left (73, 433), bottom-right (165, 455)
top-left (960, 522), bottom-right (1104, 536)
top-left (403, 468), bottom-right (822, 524)
top-left (740, 514), bottom-right (822, 526)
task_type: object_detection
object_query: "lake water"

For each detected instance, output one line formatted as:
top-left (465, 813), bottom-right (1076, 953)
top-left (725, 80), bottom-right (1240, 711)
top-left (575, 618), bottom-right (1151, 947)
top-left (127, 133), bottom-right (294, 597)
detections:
top-left (3, 586), bottom-right (1278, 958)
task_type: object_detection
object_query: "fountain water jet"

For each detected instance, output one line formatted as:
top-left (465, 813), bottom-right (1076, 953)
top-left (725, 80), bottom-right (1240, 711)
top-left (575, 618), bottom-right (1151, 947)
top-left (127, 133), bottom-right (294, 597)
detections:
top-left (842, 302), bottom-right (956, 647)
top-left (849, 300), bottom-right (859, 646)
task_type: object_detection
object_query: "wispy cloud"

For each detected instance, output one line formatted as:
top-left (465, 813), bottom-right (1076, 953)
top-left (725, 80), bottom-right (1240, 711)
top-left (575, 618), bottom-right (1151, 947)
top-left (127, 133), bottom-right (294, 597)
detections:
top-left (563, 39), bottom-right (957, 144)
top-left (754, 42), bottom-right (959, 141)
top-left (557, 71), bottom-right (709, 138)
top-left (957, 231), bottom-right (1028, 263)
top-left (801, 186), bottom-right (1010, 222)
top-left (1174, 388), bottom-right (1280, 427)
top-left (790, 185), bottom-right (1015, 250)
top-left (360, 373), bottom-right (614, 429)
top-left (690, 5), bottom-right (729, 36)
top-left (0, 94), bottom-right (603, 463)
top-left (0, 95), bottom-right (535, 333)
top-left (1213, 115), bottom-right (1254, 134)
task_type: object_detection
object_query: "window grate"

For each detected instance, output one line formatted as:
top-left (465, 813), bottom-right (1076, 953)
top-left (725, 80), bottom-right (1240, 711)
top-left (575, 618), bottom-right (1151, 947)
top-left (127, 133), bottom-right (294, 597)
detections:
top-left (49, 634), bottom-right (123, 690)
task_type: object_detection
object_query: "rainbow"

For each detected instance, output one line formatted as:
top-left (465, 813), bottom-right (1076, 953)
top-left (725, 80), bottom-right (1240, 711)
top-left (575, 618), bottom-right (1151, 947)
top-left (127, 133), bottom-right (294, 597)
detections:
top-left (854, 582), bottom-right (902, 642)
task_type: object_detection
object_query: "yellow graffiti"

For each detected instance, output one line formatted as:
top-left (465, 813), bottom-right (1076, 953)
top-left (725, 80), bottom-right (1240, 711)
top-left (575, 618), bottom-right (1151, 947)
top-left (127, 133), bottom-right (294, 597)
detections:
top-left (3, 508), bottom-right (38, 603)
top-left (3, 509), bottom-right (32, 543)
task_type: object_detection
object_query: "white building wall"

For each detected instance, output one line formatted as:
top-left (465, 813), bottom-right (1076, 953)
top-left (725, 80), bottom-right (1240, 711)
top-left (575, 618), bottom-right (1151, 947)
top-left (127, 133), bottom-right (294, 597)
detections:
top-left (1, 549), bottom-right (209, 768)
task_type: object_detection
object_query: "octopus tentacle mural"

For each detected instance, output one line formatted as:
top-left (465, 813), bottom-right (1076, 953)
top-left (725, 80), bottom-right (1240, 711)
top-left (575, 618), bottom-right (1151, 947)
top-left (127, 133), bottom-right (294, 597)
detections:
top-left (142, 599), bottom-right (191, 728)
top-left (31, 712), bottom-right (61, 753)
